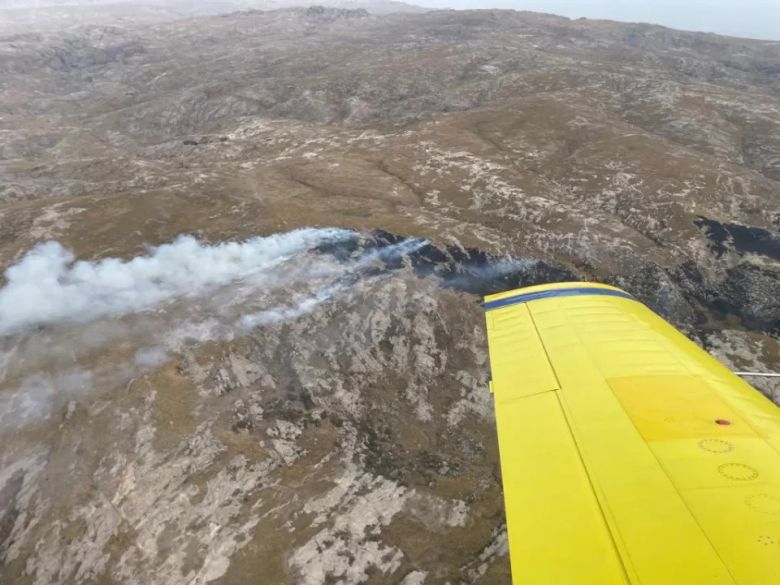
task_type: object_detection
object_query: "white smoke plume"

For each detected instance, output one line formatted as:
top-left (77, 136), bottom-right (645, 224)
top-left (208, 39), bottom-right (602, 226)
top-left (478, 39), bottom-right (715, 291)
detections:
top-left (238, 237), bottom-right (430, 329)
top-left (239, 282), bottom-right (348, 330)
top-left (0, 229), bottom-right (436, 431)
top-left (0, 228), bottom-right (354, 336)
top-left (0, 369), bottom-right (92, 429)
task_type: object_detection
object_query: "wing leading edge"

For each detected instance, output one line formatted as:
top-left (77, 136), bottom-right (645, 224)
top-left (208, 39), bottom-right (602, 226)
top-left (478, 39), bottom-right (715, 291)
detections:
top-left (484, 282), bottom-right (780, 585)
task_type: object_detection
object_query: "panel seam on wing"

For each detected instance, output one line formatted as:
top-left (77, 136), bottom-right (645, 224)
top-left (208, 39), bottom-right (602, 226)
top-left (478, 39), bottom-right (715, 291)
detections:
top-left (552, 390), bottom-right (634, 584)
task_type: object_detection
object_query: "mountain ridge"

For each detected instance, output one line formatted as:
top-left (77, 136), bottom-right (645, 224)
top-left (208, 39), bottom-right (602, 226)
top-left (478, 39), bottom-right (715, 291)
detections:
top-left (0, 7), bottom-right (778, 585)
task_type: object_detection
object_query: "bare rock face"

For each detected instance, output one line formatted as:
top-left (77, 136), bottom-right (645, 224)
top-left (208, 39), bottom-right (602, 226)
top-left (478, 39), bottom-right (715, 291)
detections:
top-left (0, 235), bottom-right (510, 585)
top-left (0, 6), bottom-right (778, 585)
top-left (304, 5), bottom-right (370, 20)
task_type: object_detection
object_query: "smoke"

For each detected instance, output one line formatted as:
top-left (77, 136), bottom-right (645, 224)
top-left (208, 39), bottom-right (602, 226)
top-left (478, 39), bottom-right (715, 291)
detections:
top-left (0, 225), bottom-right (574, 437)
top-left (0, 226), bottom-right (561, 434)
top-left (0, 228), bottom-right (354, 336)
top-left (239, 237), bottom-right (430, 328)
top-left (0, 229), bottom-right (438, 431)
top-left (239, 286), bottom-right (341, 330)
top-left (0, 227), bottom-right (556, 435)
top-left (0, 369), bottom-right (92, 429)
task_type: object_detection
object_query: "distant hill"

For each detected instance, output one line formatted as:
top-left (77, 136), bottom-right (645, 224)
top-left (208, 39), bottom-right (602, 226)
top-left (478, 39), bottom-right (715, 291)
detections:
top-left (0, 0), bottom-right (427, 32)
top-left (0, 7), bottom-right (778, 585)
top-left (0, 0), bottom-right (426, 14)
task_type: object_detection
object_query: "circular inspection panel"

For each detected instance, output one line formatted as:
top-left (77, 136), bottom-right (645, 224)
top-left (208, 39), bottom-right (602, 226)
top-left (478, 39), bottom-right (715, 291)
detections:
top-left (746, 494), bottom-right (780, 515)
top-left (718, 463), bottom-right (759, 481)
top-left (698, 439), bottom-right (734, 454)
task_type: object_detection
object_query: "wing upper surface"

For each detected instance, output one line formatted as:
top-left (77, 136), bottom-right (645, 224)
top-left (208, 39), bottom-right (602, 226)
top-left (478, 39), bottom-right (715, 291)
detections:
top-left (485, 283), bottom-right (780, 585)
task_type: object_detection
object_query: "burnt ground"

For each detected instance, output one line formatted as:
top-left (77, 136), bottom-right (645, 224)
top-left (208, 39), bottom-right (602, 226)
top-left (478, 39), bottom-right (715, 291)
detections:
top-left (0, 6), bottom-right (779, 585)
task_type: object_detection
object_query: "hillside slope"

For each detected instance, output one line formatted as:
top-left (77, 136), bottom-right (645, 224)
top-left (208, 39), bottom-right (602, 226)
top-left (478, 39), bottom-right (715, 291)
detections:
top-left (0, 8), bottom-right (778, 585)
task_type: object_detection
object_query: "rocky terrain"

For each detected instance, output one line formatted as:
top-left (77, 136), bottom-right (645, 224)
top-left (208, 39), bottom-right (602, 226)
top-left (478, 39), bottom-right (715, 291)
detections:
top-left (0, 5), bottom-right (779, 585)
top-left (0, 0), bottom-right (425, 34)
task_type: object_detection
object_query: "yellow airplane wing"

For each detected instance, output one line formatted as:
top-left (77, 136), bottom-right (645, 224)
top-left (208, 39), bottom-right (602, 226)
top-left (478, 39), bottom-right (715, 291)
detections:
top-left (484, 282), bottom-right (780, 585)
